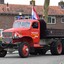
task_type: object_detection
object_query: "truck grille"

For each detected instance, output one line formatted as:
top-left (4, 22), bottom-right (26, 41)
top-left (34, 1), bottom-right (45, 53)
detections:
top-left (2, 32), bottom-right (12, 37)
top-left (2, 38), bottom-right (12, 43)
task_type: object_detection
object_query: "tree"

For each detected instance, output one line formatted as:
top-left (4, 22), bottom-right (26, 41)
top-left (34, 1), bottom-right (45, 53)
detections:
top-left (43, 0), bottom-right (50, 22)
top-left (58, 1), bottom-right (64, 6)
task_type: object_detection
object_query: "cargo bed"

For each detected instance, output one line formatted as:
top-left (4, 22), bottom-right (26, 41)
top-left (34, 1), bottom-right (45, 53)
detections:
top-left (46, 29), bottom-right (64, 38)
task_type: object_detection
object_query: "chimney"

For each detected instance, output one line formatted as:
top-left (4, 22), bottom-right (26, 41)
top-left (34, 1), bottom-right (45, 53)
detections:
top-left (7, 3), bottom-right (9, 7)
top-left (30, 0), bottom-right (35, 6)
top-left (0, 0), bottom-right (4, 4)
top-left (58, 0), bottom-right (64, 9)
top-left (6, 3), bottom-right (10, 11)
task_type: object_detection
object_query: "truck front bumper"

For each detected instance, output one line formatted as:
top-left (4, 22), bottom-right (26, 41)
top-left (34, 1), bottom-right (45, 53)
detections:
top-left (2, 38), bottom-right (18, 49)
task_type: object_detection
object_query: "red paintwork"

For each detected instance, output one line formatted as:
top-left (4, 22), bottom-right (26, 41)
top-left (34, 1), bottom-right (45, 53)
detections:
top-left (3, 19), bottom-right (41, 48)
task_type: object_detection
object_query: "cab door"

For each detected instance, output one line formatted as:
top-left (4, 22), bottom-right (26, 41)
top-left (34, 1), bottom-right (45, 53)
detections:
top-left (31, 22), bottom-right (40, 43)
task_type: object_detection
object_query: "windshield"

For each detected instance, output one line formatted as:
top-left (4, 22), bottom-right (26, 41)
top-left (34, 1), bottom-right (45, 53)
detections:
top-left (13, 21), bottom-right (31, 28)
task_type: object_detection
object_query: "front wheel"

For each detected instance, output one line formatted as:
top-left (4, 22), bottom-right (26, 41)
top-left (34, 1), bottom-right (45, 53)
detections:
top-left (0, 50), bottom-right (7, 57)
top-left (18, 42), bottom-right (30, 58)
top-left (50, 40), bottom-right (62, 55)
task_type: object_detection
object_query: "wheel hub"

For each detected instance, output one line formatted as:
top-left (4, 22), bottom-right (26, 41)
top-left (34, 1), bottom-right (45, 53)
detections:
top-left (22, 45), bottom-right (29, 56)
top-left (57, 43), bottom-right (62, 54)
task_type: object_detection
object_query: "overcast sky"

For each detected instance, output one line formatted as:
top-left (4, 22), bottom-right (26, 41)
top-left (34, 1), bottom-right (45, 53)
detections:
top-left (5, 0), bottom-right (64, 6)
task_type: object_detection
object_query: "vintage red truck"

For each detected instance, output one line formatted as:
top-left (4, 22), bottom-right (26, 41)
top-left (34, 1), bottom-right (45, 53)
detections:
top-left (0, 19), bottom-right (64, 58)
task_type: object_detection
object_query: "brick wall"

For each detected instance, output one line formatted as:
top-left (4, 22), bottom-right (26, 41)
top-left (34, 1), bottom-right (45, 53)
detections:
top-left (47, 16), bottom-right (64, 29)
top-left (0, 15), bottom-right (64, 29)
top-left (0, 15), bottom-right (15, 29)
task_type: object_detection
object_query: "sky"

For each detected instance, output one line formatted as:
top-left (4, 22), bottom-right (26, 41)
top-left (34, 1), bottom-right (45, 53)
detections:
top-left (5, 0), bottom-right (64, 6)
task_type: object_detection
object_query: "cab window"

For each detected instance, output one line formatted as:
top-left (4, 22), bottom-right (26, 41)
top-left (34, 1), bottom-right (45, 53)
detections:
top-left (32, 22), bottom-right (38, 29)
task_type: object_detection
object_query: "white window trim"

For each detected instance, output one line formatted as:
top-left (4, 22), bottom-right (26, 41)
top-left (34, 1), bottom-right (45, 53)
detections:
top-left (0, 29), bottom-right (3, 37)
top-left (61, 17), bottom-right (64, 23)
top-left (47, 16), bottom-right (56, 24)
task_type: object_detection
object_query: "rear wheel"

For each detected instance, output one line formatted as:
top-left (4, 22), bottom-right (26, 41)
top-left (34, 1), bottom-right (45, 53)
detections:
top-left (50, 40), bottom-right (62, 55)
top-left (18, 42), bottom-right (30, 58)
top-left (0, 50), bottom-right (7, 57)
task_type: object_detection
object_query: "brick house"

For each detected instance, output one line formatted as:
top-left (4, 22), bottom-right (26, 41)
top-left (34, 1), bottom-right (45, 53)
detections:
top-left (0, 4), bottom-right (64, 29)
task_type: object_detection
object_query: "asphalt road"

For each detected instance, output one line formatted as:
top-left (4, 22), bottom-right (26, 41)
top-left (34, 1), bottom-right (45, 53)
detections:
top-left (0, 51), bottom-right (64, 64)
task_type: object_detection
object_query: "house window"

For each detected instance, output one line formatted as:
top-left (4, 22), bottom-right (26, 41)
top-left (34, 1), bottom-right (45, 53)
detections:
top-left (61, 17), bottom-right (64, 23)
top-left (14, 16), bottom-right (30, 20)
top-left (0, 29), bottom-right (3, 37)
top-left (47, 16), bottom-right (56, 24)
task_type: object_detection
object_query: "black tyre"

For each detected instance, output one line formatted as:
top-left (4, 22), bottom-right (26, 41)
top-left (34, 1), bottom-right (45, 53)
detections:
top-left (18, 42), bottom-right (30, 58)
top-left (50, 40), bottom-right (62, 55)
top-left (61, 39), bottom-right (64, 54)
top-left (0, 50), bottom-right (7, 57)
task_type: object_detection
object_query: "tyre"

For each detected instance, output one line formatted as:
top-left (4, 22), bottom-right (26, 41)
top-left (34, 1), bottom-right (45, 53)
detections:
top-left (50, 40), bottom-right (62, 55)
top-left (0, 50), bottom-right (7, 57)
top-left (18, 42), bottom-right (30, 58)
top-left (61, 39), bottom-right (64, 54)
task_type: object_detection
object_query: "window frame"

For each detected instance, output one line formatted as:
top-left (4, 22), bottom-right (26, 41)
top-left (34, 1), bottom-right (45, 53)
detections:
top-left (0, 29), bottom-right (3, 37)
top-left (47, 16), bottom-right (56, 24)
top-left (32, 22), bottom-right (38, 29)
top-left (61, 17), bottom-right (64, 23)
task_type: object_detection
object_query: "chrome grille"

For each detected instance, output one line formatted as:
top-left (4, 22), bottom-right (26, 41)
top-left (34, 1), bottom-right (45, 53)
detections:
top-left (2, 32), bottom-right (12, 37)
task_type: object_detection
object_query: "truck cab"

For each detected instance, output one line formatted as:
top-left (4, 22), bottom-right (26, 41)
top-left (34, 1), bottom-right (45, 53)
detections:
top-left (2, 19), bottom-right (41, 45)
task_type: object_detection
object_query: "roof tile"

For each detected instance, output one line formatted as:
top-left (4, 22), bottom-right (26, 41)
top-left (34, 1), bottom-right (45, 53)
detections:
top-left (0, 4), bottom-right (64, 15)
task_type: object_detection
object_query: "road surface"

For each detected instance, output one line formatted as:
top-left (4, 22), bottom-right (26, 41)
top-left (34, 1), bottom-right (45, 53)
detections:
top-left (0, 51), bottom-right (64, 64)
